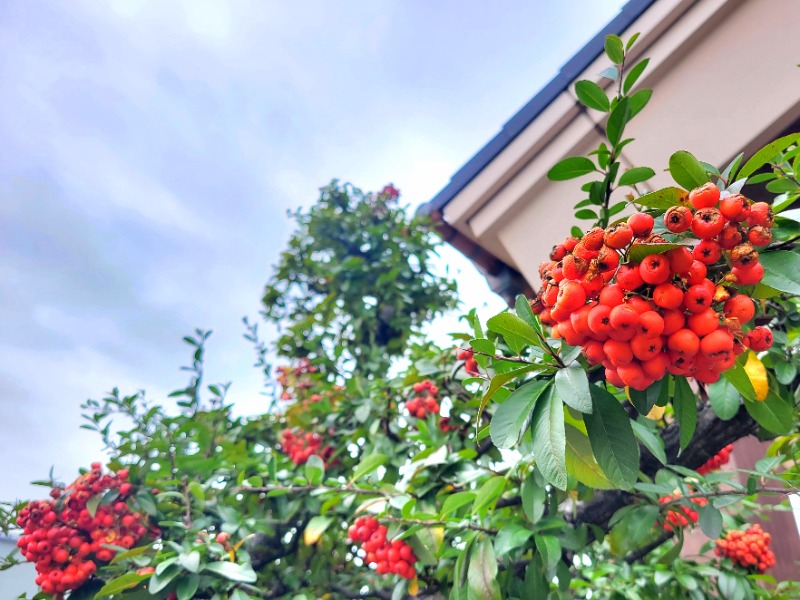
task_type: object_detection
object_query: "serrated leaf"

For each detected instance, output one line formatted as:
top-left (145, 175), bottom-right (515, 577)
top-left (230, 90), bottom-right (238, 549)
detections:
top-left (530, 386), bottom-right (567, 490)
top-left (669, 150), bottom-right (710, 190)
top-left (535, 534), bottom-right (561, 574)
top-left (547, 156), bottom-right (596, 181)
top-left (521, 472), bottom-right (546, 524)
top-left (575, 80), bottom-right (610, 112)
top-left (585, 386), bottom-right (639, 489)
top-left (490, 379), bottom-right (550, 448)
top-left (554, 365), bottom-right (592, 413)
top-left (672, 376), bottom-right (697, 451)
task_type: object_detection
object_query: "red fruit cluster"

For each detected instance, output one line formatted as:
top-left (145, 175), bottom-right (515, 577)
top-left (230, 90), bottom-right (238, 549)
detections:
top-left (280, 428), bottom-right (333, 465)
top-left (276, 358), bottom-right (316, 401)
top-left (348, 516), bottom-right (416, 580)
top-left (696, 443), bottom-right (734, 475)
top-left (715, 524), bottom-right (776, 573)
top-left (533, 186), bottom-right (774, 390)
top-left (438, 416), bottom-right (461, 433)
top-left (405, 380), bottom-right (440, 419)
top-left (659, 492), bottom-right (707, 531)
top-left (16, 463), bottom-right (150, 595)
top-left (380, 184), bottom-right (400, 200)
top-left (457, 349), bottom-right (480, 376)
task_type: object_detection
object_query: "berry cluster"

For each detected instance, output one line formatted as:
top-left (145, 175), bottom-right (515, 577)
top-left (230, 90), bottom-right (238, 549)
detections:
top-left (438, 416), bottom-right (461, 433)
top-left (280, 428), bottom-right (333, 465)
top-left (533, 184), bottom-right (774, 390)
top-left (659, 492), bottom-right (707, 531)
top-left (715, 524), bottom-right (776, 573)
top-left (276, 358), bottom-right (317, 401)
top-left (696, 443), bottom-right (734, 475)
top-left (405, 380), bottom-right (440, 419)
top-left (348, 516), bottom-right (417, 580)
top-left (456, 349), bottom-right (480, 376)
top-left (16, 463), bottom-right (150, 595)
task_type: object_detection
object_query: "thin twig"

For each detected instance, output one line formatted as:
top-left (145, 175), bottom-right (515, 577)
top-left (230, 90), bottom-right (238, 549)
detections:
top-left (380, 515), bottom-right (497, 535)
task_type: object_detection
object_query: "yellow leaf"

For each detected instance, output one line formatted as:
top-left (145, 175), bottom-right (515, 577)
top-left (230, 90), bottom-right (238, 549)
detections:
top-left (408, 575), bottom-right (419, 596)
top-left (744, 351), bottom-right (768, 401)
top-left (646, 404), bottom-right (665, 420)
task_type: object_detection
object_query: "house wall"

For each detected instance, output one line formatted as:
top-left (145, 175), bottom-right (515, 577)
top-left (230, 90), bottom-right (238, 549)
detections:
top-left (0, 537), bottom-right (36, 596)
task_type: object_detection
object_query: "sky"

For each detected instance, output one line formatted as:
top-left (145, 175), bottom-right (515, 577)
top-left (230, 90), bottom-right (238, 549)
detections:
top-left (0, 0), bottom-right (629, 506)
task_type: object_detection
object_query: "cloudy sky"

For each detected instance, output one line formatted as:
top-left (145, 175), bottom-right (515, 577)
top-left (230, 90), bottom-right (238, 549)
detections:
top-left (0, 1), bottom-right (628, 503)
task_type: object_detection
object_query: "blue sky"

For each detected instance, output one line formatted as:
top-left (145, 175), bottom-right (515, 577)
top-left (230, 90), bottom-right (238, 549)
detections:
top-left (0, 0), bottom-right (628, 503)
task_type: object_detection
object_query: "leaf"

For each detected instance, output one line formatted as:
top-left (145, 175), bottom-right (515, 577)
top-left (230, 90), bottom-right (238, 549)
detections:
top-left (149, 565), bottom-right (180, 594)
top-left (468, 539), bottom-right (501, 600)
top-left (491, 379), bottom-right (551, 448)
top-left (486, 312), bottom-right (543, 350)
top-left (630, 420), bottom-right (666, 465)
top-left (86, 494), bottom-right (101, 518)
top-left (472, 476), bottom-right (506, 515)
top-left (634, 186), bottom-right (685, 209)
top-left (530, 386), bottom-right (567, 490)
top-left (759, 251), bottom-right (800, 295)
top-left (478, 364), bottom-right (537, 424)
top-left (440, 491), bottom-right (476, 517)
top-left (623, 58), bottom-right (649, 94)
top-left (229, 589), bottom-right (251, 600)
top-left (607, 97), bottom-right (630, 147)
top-left (304, 515), bottom-right (333, 545)
top-left (202, 561), bottom-right (258, 583)
top-left (628, 88), bottom-right (652, 119)
top-left (722, 362), bottom-right (757, 403)
top-left (178, 550), bottom-right (200, 573)
top-left (668, 150), bottom-right (710, 190)
top-left (177, 574), bottom-right (201, 600)
top-left (584, 386), bottom-right (639, 489)
top-left (618, 166), bottom-right (655, 187)
top-left (672, 376), bottom-right (697, 452)
top-left (520, 472), bottom-right (546, 524)
top-left (304, 454), bottom-right (325, 485)
top-left (407, 528), bottom-right (442, 566)
top-left (575, 80), bottom-right (610, 112)
top-left (738, 132), bottom-right (800, 179)
top-left (743, 352), bottom-right (768, 401)
top-left (628, 376), bottom-right (663, 416)
top-left (515, 294), bottom-right (542, 333)
top-left (547, 156), bottom-right (596, 181)
top-left (744, 391), bottom-right (793, 435)
top-left (350, 454), bottom-right (387, 482)
top-left (627, 243), bottom-right (686, 264)
top-left (554, 365), bottom-right (592, 413)
top-left (494, 524), bottom-right (533, 557)
top-left (604, 34), bottom-right (624, 64)
top-left (707, 378), bottom-right (741, 420)
top-left (95, 572), bottom-right (152, 597)
top-left (565, 425), bottom-right (615, 489)
top-left (134, 491), bottom-right (157, 517)
top-left (697, 503), bottom-right (723, 539)
top-left (535, 534), bottom-right (561, 574)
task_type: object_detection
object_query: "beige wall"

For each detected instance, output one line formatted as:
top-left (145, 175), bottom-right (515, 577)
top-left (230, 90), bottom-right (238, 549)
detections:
top-left (443, 0), bottom-right (800, 290)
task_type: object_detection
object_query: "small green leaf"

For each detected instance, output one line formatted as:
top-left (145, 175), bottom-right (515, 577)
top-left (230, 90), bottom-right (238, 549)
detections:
top-left (95, 572), bottom-right (152, 597)
top-left (305, 454), bottom-right (325, 485)
top-left (634, 186), bottom-right (684, 209)
top-left (440, 491), bottom-right (476, 517)
top-left (697, 503), bottom-right (723, 539)
top-left (521, 472), bottom-right (546, 524)
top-left (707, 378), bottom-right (741, 420)
top-left (759, 251), bottom-right (800, 295)
top-left (86, 494), bottom-right (101, 518)
top-left (554, 365), bottom-right (592, 413)
top-left (607, 97), bottom-right (630, 147)
top-left (478, 364), bottom-right (537, 425)
top-left (738, 132), bottom-right (800, 179)
top-left (229, 589), bottom-right (251, 600)
top-left (494, 524), bottom-right (533, 557)
top-left (486, 312), bottom-right (542, 351)
top-left (565, 425), bottom-right (615, 489)
top-left (604, 34), bottom-right (624, 64)
top-left (177, 574), bottom-right (201, 600)
top-left (744, 391), bottom-right (793, 435)
top-left (618, 166), bottom-right (655, 187)
top-left (350, 454), bottom-right (387, 482)
top-left (575, 80), bottom-right (610, 112)
top-left (202, 561), bottom-right (258, 583)
top-left (585, 386), bottom-right (640, 489)
top-left (472, 476), bottom-right (506, 515)
top-left (623, 58), bottom-right (649, 94)
top-left (535, 534), bottom-right (561, 575)
top-left (178, 550), bottom-right (200, 573)
top-left (627, 243), bottom-right (687, 264)
top-left (628, 88), bottom-right (652, 119)
top-left (722, 363), bottom-right (757, 403)
top-left (304, 515), bottom-right (334, 545)
top-left (672, 376), bottom-right (697, 451)
top-left (491, 379), bottom-right (551, 449)
top-left (547, 156), bottom-right (596, 181)
top-left (531, 387), bottom-right (567, 490)
top-left (669, 150), bottom-right (710, 190)
top-left (515, 294), bottom-right (542, 333)
top-left (630, 420), bottom-right (666, 465)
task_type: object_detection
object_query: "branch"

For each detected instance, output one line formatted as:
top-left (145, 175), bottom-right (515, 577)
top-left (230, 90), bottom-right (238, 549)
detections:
top-left (233, 484), bottom-right (410, 500)
top-left (380, 515), bottom-right (497, 535)
top-left (624, 531), bottom-right (673, 564)
top-left (657, 486), bottom-right (795, 508)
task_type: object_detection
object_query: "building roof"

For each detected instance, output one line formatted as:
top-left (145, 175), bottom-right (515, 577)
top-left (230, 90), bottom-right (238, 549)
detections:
top-left (419, 0), bottom-right (657, 218)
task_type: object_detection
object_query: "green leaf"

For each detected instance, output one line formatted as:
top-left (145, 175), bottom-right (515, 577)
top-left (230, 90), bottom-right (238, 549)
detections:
top-left (625, 32), bottom-right (641, 50)
top-left (585, 386), bottom-right (640, 489)
top-left (575, 80), bottom-right (610, 112)
top-left (515, 294), bottom-right (542, 333)
top-left (229, 589), bottom-right (251, 600)
top-left (86, 494), bottom-right (101, 518)
top-left (697, 503), bottom-right (723, 539)
top-left (494, 524), bottom-right (533, 557)
top-left (149, 565), bottom-right (180, 594)
top-left (350, 453), bottom-right (387, 482)
top-left (468, 539), bottom-right (501, 600)
top-left (607, 97), bottom-right (630, 147)
top-left (623, 58), bottom-right (649, 94)
top-left (440, 491), bottom-right (476, 517)
top-left (672, 376), bottom-right (697, 452)
top-left (202, 561), bottom-right (258, 583)
top-left (554, 365), bottom-right (592, 414)
top-left (177, 574), bottom-right (200, 600)
top-left (95, 572), bottom-right (152, 597)
top-left (669, 150), bottom-right (710, 190)
top-left (626, 243), bottom-right (686, 264)
top-left (486, 312), bottom-right (543, 351)
top-left (472, 476), bottom-right (506, 515)
top-left (604, 34), bottom-right (624, 64)
top-left (773, 359), bottom-right (797, 385)
top-left (722, 363), bottom-right (757, 403)
top-left (759, 251), bottom-right (800, 295)
top-left (628, 376), bottom-right (662, 416)
top-left (520, 472), bottom-right (546, 524)
top-left (491, 379), bottom-right (551, 448)
top-left (630, 420), bottom-right (666, 465)
top-left (535, 534), bottom-right (561, 574)
top-left (744, 391), bottom-right (793, 435)
top-left (478, 364), bottom-right (537, 424)
top-left (530, 386), bottom-right (567, 490)
top-left (304, 515), bottom-right (334, 545)
top-left (618, 166), bottom-right (655, 187)
top-left (178, 550), bottom-right (200, 573)
top-left (575, 209), bottom-right (598, 220)
top-left (707, 378), bottom-right (741, 420)
top-left (628, 88), bottom-right (652, 119)
top-left (134, 491), bottom-right (157, 517)
top-left (634, 186), bottom-right (684, 209)
top-left (738, 132), bottom-right (800, 179)
top-left (565, 425), bottom-right (615, 489)
top-left (304, 454), bottom-right (325, 485)
top-left (547, 156), bottom-right (596, 181)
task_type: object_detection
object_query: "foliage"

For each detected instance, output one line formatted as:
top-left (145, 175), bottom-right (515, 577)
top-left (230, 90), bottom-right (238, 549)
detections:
top-left (4, 34), bottom-right (800, 600)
